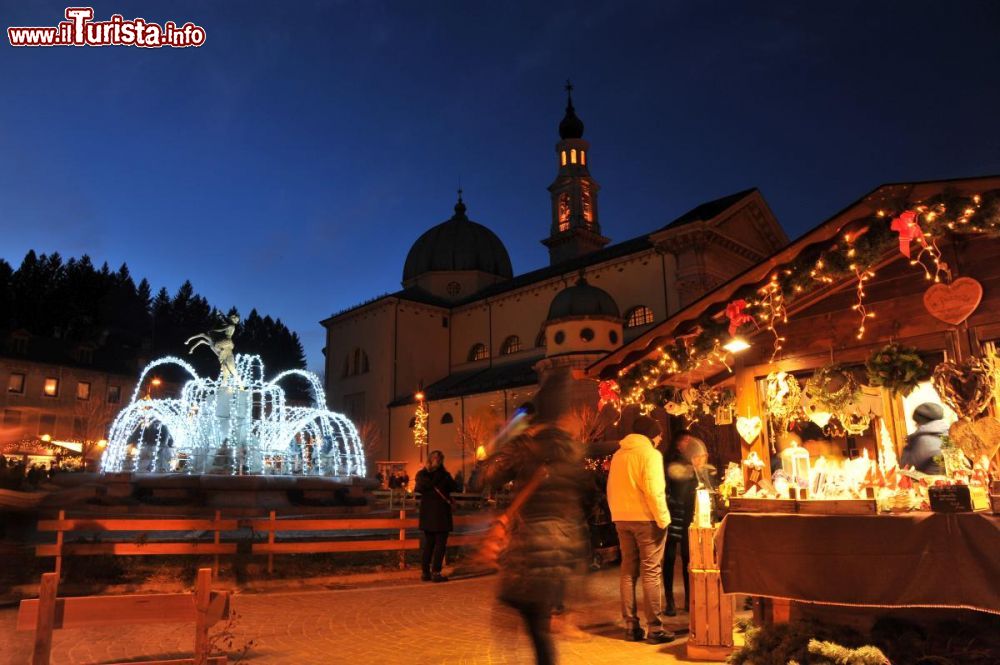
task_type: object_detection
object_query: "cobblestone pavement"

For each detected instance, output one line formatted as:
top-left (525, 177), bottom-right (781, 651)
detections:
top-left (1, 568), bottom-right (728, 664)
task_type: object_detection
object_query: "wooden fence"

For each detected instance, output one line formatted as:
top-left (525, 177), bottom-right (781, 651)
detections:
top-left (18, 567), bottom-right (230, 665)
top-left (36, 509), bottom-right (493, 575)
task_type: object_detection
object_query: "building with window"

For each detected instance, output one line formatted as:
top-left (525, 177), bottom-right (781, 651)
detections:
top-left (321, 89), bottom-right (787, 481)
top-left (0, 334), bottom-right (137, 455)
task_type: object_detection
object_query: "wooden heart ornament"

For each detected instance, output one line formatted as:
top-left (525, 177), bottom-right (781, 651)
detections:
top-left (736, 415), bottom-right (762, 445)
top-left (949, 417), bottom-right (1000, 463)
top-left (923, 277), bottom-right (983, 326)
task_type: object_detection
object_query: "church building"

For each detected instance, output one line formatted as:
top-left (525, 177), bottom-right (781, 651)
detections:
top-left (321, 88), bottom-right (788, 483)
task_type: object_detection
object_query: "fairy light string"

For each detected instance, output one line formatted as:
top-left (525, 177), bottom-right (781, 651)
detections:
top-left (613, 188), bottom-right (1000, 404)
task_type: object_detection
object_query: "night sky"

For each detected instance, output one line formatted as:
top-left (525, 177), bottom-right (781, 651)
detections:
top-left (2, 1), bottom-right (999, 372)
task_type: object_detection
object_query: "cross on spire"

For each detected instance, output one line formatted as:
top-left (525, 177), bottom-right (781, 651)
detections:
top-left (564, 79), bottom-right (574, 106)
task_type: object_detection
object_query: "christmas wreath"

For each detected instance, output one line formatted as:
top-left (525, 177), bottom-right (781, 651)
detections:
top-left (805, 364), bottom-right (862, 415)
top-left (764, 371), bottom-right (803, 428)
top-left (865, 343), bottom-right (931, 396)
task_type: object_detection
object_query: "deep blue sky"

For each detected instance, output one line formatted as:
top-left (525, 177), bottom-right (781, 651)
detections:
top-left (3, 1), bottom-right (999, 372)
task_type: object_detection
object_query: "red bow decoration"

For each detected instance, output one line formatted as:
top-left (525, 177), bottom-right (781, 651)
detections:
top-left (890, 211), bottom-right (926, 258)
top-left (725, 299), bottom-right (752, 336)
top-left (598, 380), bottom-right (621, 412)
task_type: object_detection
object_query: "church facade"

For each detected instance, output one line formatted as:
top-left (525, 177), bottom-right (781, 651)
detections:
top-left (321, 90), bottom-right (788, 483)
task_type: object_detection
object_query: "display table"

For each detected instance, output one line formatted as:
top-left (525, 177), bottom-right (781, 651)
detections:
top-left (717, 512), bottom-right (1000, 614)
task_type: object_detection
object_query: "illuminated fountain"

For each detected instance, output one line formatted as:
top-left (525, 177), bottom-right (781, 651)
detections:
top-left (100, 322), bottom-right (365, 479)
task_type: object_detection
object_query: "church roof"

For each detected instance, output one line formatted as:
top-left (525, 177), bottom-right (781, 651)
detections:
top-left (323, 188), bottom-right (758, 323)
top-left (388, 356), bottom-right (540, 406)
top-left (402, 195), bottom-right (513, 283)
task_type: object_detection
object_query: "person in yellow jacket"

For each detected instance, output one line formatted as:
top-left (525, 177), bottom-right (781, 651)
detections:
top-left (607, 415), bottom-right (674, 644)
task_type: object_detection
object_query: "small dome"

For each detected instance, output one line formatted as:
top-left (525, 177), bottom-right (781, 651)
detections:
top-left (403, 196), bottom-right (513, 283)
top-left (559, 101), bottom-right (584, 140)
top-left (547, 277), bottom-right (620, 321)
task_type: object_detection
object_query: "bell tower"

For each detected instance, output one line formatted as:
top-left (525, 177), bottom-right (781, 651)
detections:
top-left (543, 82), bottom-right (609, 265)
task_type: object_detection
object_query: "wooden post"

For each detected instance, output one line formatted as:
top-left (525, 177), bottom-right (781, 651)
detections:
top-left (193, 568), bottom-right (212, 665)
top-left (398, 508), bottom-right (406, 570)
top-left (267, 510), bottom-right (276, 575)
top-left (212, 510), bottom-right (221, 578)
top-left (686, 525), bottom-right (734, 661)
top-left (54, 510), bottom-right (64, 578)
top-left (31, 572), bottom-right (58, 665)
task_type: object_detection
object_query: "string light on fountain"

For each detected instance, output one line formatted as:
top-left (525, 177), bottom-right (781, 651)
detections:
top-left (101, 326), bottom-right (366, 477)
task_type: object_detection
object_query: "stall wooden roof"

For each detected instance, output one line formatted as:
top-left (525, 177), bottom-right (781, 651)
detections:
top-left (587, 174), bottom-right (1000, 383)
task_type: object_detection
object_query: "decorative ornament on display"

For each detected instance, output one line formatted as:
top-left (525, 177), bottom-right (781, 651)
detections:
top-left (763, 371), bottom-right (803, 429)
top-left (890, 210), bottom-right (927, 258)
top-left (664, 400), bottom-right (690, 417)
top-left (804, 364), bottom-right (862, 416)
top-left (865, 343), bottom-right (931, 396)
top-left (725, 299), bottom-right (753, 336)
top-left (597, 380), bottom-right (621, 412)
top-left (736, 415), bottom-right (763, 445)
top-left (932, 356), bottom-right (995, 419)
top-left (947, 417), bottom-right (1000, 463)
top-left (838, 408), bottom-right (873, 436)
top-left (922, 277), bottom-right (983, 326)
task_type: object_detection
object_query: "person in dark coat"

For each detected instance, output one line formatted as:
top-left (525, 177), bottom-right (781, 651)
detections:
top-left (479, 368), bottom-right (588, 665)
top-left (900, 402), bottom-right (948, 474)
top-left (415, 450), bottom-right (456, 582)
top-left (663, 431), bottom-right (714, 615)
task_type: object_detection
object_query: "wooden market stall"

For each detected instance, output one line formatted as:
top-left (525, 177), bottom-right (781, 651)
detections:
top-left (588, 175), bottom-right (1000, 651)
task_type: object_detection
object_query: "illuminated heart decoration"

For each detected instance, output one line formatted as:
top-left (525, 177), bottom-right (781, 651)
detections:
top-left (923, 277), bottom-right (982, 326)
top-left (736, 415), bottom-right (762, 445)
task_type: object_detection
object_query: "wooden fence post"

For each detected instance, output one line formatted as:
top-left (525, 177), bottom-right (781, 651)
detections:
top-left (54, 510), bottom-right (64, 578)
top-left (31, 572), bottom-right (58, 665)
top-left (267, 510), bottom-right (275, 575)
top-left (398, 508), bottom-right (406, 570)
top-left (212, 510), bottom-right (221, 578)
top-left (193, 568), bottom-right (212, 665)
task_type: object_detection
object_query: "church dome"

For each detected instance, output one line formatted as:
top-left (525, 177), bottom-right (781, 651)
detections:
top-left (547, 277), bottom-right (620, 321)
top-left (403, 196), bottom-right (513, 283)
top-left (559, 102), bottom-right (584, 140)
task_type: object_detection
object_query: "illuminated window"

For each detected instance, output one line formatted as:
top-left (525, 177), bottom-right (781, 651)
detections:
top-left (501, 335), bottom-right (521, 355)
top-left (107, 385), bottom-right (121, 404)
top-left (558, 192), bottom-right (570, 231)
top-left (581, 150), bottom-right (586, 165)
top-left (581, 183), bottom-right (593, 223)
top-left (561, 151), bottom-right (567, 166)
top-left (7, 373), bottom-right (25, 394)
top-left (570, 148), bottom-right (577, 164)
top-left (625, 306), bottom-right (655, 328)
top-left (468, 343), bottom-right (488, 362)
top-left (76, 381), bottom-right (91, 401)
top-left (441, 412), bottom-right (454, 424)
top-left (43, 377), bottom-right (59, 397)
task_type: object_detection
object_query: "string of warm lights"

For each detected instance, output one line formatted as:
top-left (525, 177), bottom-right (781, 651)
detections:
top-left (412, 391), bottom-right (428, 448)
top-left (612, 188), bottom-right (1000, 407)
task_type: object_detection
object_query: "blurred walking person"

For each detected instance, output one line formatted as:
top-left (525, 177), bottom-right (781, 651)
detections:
top-left (480, 369), bottom-right (588, 665)
top-left (607, 415), bottom-right (674, 644)
top-left (415, 450), bottom-right (456, 582)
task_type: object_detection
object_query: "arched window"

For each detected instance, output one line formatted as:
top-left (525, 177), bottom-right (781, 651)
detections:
top-left (535, 329), bottom-right (547, 348)
top-left (570, 148), bottom-right (577, 164)
top-left (468, 343), bottom-right (488, 362)
top-left (346, 348), bottom-right (370, 376)
top-left (408, 417), bottom-right (416, 428)
top-left (561, 151), bottom-right (567, 166)
top-left (625, 306), bottom-right (655, 328)
top-left (581, 150), bottom-right (586, 165)
top-left (500, 335), bottom-right (521, 355)
top-left (440, 412), bottom-right (454, 424)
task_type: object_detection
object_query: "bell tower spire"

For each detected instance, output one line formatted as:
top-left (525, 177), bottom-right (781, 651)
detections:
top-left (542, 81), bottom-right (609, 265)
